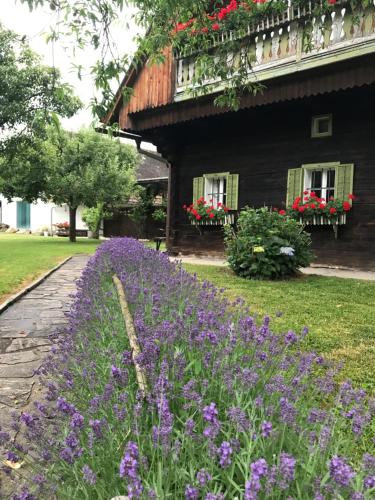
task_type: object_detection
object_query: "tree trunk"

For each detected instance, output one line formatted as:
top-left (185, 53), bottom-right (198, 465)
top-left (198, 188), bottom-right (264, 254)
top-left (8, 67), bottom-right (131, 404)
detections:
top-left (69, 206), bottom-right (77, 243)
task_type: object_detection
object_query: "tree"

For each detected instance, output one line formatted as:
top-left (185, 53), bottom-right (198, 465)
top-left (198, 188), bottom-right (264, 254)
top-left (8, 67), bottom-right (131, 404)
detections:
top-left (0, 128), bottom-right (139, 242)
top-left (18, 1), bottom-right (346, 113)
top-left (0, 25), bottom-right (81, 152)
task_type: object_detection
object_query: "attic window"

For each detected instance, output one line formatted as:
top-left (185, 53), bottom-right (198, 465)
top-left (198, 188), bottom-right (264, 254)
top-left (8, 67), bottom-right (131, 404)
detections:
top-left (311, 114), bottom-right (332, 138)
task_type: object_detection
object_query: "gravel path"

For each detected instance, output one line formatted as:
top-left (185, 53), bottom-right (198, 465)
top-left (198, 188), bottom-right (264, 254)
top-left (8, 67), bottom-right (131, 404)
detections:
top-left (0, 255), bottom-right (90, 496)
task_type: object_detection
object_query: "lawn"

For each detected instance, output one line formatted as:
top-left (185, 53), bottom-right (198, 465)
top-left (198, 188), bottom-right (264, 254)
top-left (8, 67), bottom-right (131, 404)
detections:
top-left (184, 263), bottom-right (375, 392)
top-left (0, 233), bottom-right (101, 303)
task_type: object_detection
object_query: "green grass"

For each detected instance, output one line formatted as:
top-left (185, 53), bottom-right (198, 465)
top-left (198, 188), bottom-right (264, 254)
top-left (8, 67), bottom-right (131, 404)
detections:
top-left (0, 234), bottom-right (100, 303)
top-left (184, 264), bottom-right (375, 392)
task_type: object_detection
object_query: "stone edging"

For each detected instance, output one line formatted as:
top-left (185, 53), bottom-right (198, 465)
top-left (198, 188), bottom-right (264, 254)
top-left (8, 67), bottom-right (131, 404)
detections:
top-left (0, 256), bottom-right (73, 314)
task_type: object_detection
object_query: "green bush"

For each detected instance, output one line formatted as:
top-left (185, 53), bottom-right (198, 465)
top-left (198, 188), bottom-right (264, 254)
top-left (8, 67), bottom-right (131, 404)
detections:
top-left (225, 207), bottom-right (313, 279)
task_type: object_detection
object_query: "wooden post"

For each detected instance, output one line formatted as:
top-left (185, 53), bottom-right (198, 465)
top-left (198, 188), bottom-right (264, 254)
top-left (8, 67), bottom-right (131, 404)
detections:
top-left (112, 275), bottom-right (148, 396)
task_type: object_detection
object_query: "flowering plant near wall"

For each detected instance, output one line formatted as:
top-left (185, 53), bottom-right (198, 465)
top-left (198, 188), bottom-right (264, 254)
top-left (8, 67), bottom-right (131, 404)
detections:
top-left (183, 197), bottom-right (229, 223)
top-left (173, 0), bottom-right (341, 37)
top-left (53, 221), bottom-right (70, 230)
top-left (4, 238), bottom-right (375, 499)
top-left (285, 192), bottom-right (355, 221)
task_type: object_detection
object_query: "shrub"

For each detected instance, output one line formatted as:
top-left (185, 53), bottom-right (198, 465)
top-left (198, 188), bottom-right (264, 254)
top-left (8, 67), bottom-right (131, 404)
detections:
top-left (225, 207), bottom-right (313, 279)
top-left (5, 239), bottom-right (374, 499)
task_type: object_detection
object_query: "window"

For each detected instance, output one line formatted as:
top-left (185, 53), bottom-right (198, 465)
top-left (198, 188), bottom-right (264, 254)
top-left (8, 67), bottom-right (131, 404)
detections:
top-left (311, 114), bottom-right (332, 138)
top-left (193, 172), bottom-right (239, 210)
top-left (304, 167), bottom-right (336, 201)
top-left (286, 163), bottom-right (354, 207)
top-left (205, 175), bottom-right (227, 208)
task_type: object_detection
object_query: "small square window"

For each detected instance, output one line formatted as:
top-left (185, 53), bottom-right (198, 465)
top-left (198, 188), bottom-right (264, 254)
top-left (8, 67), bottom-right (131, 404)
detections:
top-left (311, 114), bottom-right (332, 138)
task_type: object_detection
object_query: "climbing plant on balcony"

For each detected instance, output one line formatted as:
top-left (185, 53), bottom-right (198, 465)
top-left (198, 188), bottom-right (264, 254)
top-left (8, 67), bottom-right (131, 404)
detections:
top-left (20, 0), bottom-right (371, 114)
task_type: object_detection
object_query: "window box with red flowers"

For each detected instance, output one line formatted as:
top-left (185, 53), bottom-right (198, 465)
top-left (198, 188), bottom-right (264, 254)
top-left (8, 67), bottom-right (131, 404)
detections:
top-left (183, 197), bottom-right (235, 227)
top-left (286, 192), bottom-right (355, 238)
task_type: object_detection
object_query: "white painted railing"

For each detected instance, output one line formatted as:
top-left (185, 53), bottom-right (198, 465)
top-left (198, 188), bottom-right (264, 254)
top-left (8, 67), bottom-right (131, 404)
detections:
top-left (175, 1), bottom-right (375, 96)
top-left (300, 213), bottom-right (347, 226)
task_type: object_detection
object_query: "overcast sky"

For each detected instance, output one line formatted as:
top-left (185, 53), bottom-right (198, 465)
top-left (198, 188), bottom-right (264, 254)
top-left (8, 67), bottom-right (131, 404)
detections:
top-left (1, 0), bottom-right (140, 131)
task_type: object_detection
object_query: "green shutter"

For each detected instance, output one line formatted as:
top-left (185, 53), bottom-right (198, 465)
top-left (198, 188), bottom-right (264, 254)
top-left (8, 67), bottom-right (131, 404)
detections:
top-left (286, 168), bottom-right (303, 206)
top-left (192, 177), bottom-right (204, 203)
top-left (226, 174), bottom-right (239, 210)
top-left (335, 163), bottom-right (354, 203)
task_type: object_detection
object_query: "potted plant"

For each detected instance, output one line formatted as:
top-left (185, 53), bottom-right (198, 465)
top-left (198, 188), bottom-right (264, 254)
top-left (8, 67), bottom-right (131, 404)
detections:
top-left (53, 221), bottom-right (70, 237)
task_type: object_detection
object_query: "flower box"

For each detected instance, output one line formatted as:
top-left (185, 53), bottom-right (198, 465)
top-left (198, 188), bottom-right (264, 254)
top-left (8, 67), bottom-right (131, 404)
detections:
top-left (300, 214), bottom-right (347, 226)
top-left (190, 213), bottom-right (235, 226)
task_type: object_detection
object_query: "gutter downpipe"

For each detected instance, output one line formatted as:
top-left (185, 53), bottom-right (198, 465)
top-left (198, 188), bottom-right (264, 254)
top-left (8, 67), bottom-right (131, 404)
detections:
top-left (95, 127), bottom-right (172, 250)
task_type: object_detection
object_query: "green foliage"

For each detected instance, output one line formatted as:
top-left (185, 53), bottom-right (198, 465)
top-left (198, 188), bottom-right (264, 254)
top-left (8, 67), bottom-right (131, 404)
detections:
top-left (0, 128), bottom-right (139, 241)
top-left (18, 0), bottom-right (367, 113)
top-left (225, 207), bottom-right (313, 279)
top-left (82, 203), bottom-right (109, 238)
top-left (0, 25), bottom-right (81, 150)
top-left (152, 206), bottom-right (167, 223)
top-left (129, 185), bottom-right (155, 236)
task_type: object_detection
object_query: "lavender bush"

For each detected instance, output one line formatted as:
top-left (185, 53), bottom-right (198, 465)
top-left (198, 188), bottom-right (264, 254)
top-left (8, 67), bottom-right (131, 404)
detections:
top-left (4, 238), bottom-right (374, 499)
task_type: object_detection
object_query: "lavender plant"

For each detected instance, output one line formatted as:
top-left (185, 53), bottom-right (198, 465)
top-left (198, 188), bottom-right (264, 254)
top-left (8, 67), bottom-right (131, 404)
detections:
top-left (4, 238), bottom-right (374, 499)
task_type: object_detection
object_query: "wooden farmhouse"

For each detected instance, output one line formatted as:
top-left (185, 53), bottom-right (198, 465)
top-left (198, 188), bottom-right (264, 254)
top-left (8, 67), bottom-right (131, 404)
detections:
top-left (103, 2), bottom-right (375, 269)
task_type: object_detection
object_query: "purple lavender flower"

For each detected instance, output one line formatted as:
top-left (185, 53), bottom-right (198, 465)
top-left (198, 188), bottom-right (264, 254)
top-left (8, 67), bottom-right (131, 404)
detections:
top-left (279, 452), bottom-right (296, 484)
top-left (185, 485), bottom-right (199, 499)
top-left (120, 441), bottom-right (139, 479)
top-left (362, 453), bottom-right (375, 473)
top-left (217, 441), bottom-right (233, 468)
top-left (196, 468), bottom-right (212, 486)
top-left (120, 441), bottom-right (143, 498)
top-left (203, 402), bottom-right (218, 423)
top-left (329, 456), bottom-right (355, 487)
top-left (205, 494), bottom-right (225, 500)
top-left (364, 475), bottom-right (375, 489)
top-left (13, 488), bottom-right (36, 500)
top-left (82, 465), bottom-right (97, 485)
top-left (56, 397), bottom-right (77, 415)
top-left (89, 418), bottom-right (106, 439)
top-left (285, 330), bottom-right (298, 345)
top-left (70, 412), bottom-right (84, 429)
top-left (251, 458), bottom-right (268, 480)
top-left (261, 421), bottom-right (272, 438)
top-left (6, 450), bottom-right (19, 462)
top-left (20, 413), bottom-right (34, 426)
top-left (245, 479), bottom-right (261, 500)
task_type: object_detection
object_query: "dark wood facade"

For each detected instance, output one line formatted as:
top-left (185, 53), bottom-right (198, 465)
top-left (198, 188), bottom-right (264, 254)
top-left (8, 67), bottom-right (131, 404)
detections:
top-left (105, 51), bottom-right (375, 269)
top-left (152, 85), bottom-right (375, 269)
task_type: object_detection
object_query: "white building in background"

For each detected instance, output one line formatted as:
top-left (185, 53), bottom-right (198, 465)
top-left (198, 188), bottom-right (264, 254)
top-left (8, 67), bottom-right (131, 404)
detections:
top-left (0, 196), bottom-right (87, 233)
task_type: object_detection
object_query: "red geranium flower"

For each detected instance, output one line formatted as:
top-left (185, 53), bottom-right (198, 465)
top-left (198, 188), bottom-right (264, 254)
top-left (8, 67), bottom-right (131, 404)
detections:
top-left (209, 212), bottom-right (215, 219)
top-left (329, 207), bottom-right (337, 215)
top-left (298, 206), bottom-right (306, 213)
top-left (279, 210), bottom-right (286, 215)
top-left (343, 201), bottom-right (351, 211)
top-left (196, 214), bottom-right (201, 220)
top-left (348, 194), bottom-right (356, 200)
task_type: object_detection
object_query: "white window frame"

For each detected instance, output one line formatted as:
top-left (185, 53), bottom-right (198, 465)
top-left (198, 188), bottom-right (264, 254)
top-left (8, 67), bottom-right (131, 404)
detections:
top-left (311, 114), bottom-right (332, 138)
top-left (204, 173), bottom-right (228, 208)
top-left (303, 167), bottom-right (336, 202)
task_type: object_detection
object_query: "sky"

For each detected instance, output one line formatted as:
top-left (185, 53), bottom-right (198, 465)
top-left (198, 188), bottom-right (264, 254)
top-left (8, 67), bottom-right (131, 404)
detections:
top-left (1, 0), bottom-right (140, 132)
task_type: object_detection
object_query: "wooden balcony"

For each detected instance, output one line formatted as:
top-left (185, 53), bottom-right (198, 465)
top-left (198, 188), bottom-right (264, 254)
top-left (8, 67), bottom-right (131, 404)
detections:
top-left (175, 1), bottom-right (375, 98)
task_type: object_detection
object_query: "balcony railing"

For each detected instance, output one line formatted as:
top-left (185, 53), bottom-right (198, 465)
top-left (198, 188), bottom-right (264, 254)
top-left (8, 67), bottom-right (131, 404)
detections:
top-left (175, 1), bottom-right (375, 97)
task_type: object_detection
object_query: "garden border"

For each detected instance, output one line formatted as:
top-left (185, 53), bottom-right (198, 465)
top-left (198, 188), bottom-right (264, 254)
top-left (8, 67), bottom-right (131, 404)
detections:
top-left (0, 256), bottom-right (73, 314)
